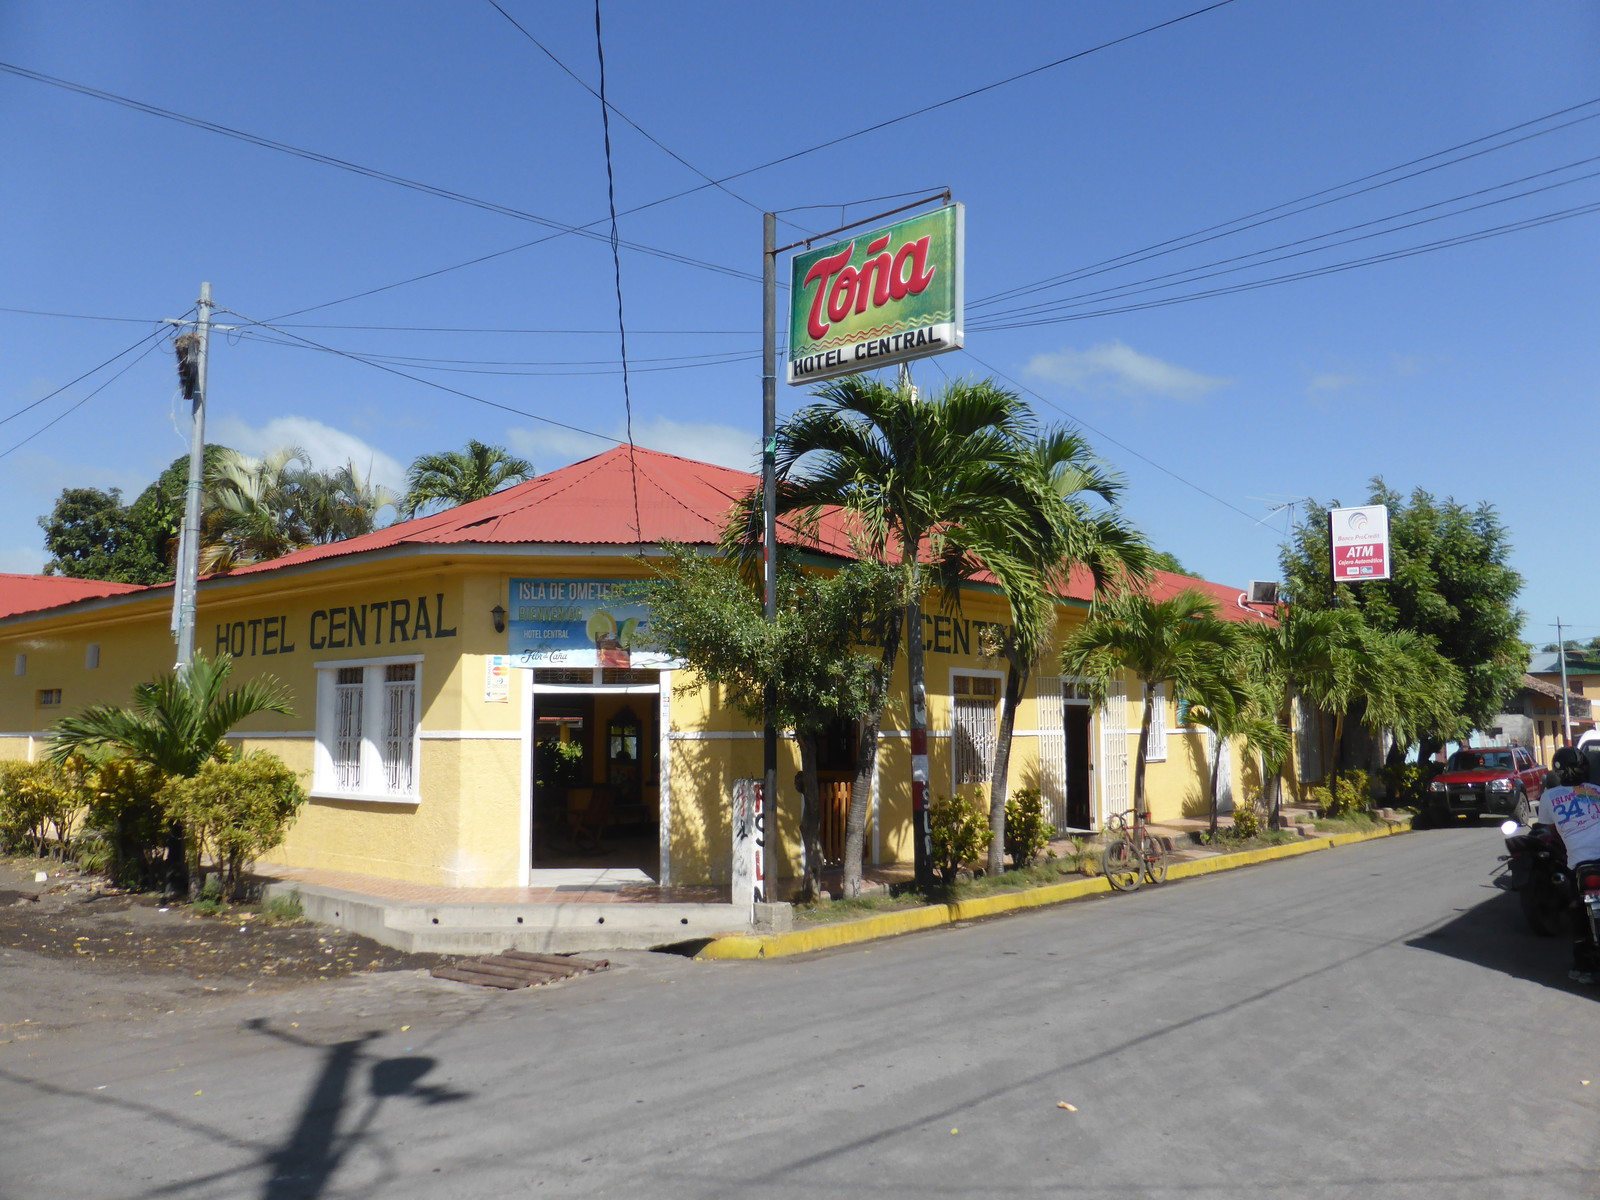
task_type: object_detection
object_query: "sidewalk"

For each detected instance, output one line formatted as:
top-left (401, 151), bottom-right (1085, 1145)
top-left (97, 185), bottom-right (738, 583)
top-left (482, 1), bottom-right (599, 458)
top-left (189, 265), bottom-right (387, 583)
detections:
top-left (255, 817), bottom-right (1410, 959)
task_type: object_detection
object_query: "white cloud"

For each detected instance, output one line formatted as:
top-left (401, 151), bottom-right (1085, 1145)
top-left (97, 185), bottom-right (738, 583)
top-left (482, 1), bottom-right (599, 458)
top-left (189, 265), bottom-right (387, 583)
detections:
top-left (1024, 341), bottom-right (1230, 401)
top-left (508, 417), bottom-right (759, 474)
top-left (1307, 372), bottom-right (1366, 394)
top-left (210, 414), bottom-right (407, 495)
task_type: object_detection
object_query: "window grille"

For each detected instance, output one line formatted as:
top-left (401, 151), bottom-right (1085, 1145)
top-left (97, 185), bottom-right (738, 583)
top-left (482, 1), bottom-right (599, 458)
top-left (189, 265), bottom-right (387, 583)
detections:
top-left (318, 659), bottom-right (421, 800)
top-left (536, 668), bottom-right (593, 686)
top-left (382, 663), bottom-right (417, 794)
top-left (333, 667), bottom-right (365, 790)
top-left (952, 673), bottom-right (1000, 786)
top-left (1147, 684), bottom-right (1167, 762)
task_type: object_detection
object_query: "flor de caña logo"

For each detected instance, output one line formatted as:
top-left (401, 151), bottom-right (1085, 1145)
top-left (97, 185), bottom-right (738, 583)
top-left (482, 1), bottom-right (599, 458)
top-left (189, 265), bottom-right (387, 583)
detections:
top-left (787, 203), bottom-right (964, 385)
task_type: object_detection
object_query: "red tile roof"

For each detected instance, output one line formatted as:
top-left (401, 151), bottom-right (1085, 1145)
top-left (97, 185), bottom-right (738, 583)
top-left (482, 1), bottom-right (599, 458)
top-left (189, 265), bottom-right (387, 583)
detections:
top-left (3, 447), bottom-right (1271, 624)
top-left (0, 573), bottom-right (148, 619)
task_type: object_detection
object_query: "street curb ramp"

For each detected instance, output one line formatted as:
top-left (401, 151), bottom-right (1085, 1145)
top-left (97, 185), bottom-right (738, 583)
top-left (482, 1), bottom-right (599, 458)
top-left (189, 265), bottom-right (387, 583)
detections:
top-left (696, 822), bottom-right (1410, 961)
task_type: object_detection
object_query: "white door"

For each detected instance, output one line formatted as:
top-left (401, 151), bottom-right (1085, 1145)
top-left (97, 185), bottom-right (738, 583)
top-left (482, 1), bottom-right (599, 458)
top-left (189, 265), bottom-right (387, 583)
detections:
top-left (1034, 675), bottom-right (1068, 828)
top-left (1097, 679), bottom-right (1129, 829)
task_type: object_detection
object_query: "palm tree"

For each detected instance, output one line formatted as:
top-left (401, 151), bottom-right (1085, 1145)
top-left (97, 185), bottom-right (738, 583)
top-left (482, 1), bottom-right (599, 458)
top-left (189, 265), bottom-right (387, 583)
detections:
top-left (300, 461), bottom-right (398, 543)
top-left (939, 428), bottom-right (1152, 874)
top-left (1059, 589), bottom-right (1243, 825)
top-left (1240, 604), bottom-right (1362, 825)
top-left (770, 374), bottom-right (1047, 893)
top-left (1185, 671), bottom-right (1288, 837)
top-left (47, 652), bottom-right (295, 894)
top-left (201, 446), bottom-right (315, 571)
top-left (402, 440), bottom-right (533, 518)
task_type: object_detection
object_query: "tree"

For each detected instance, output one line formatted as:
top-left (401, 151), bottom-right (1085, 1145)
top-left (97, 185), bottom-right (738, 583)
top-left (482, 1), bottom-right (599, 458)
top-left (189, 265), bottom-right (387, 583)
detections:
top-left (47, 651), bottom-right (295, 894)
top-left (1241, 603), bottom-right (1360, 824)
top-left (38, 448), bottom-right (231, 584)
top-left (641, 546), bottom-right (899, 902)
top-left (38, 487), bottom-right (168, 584)
top-left (1280, 480), bottom-right (1524, 762)
top-left (1059, 589), bottom-right (1243, 823)
top-left (1184, 672), bottom-right (1287, 837)
top-left (938, 428), bottom-right (1152, 875)
top-left (402, 440), bottom-right (533, 518)
top-left (201, 447), bottom-right (395, 571)
top-left (768, 374), bottom-right (1050, 893)
top-left (1149, 550), bottom-right (1199, 577)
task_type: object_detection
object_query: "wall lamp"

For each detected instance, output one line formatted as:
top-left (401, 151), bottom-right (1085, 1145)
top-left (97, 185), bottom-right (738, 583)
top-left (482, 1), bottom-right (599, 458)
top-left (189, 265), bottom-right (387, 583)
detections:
top-left (491, 604), bottom-right (507, 634)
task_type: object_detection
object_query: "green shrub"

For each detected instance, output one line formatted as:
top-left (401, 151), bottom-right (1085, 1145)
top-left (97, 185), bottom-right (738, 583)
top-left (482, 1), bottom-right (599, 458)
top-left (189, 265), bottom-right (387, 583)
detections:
top-left (161, 752), bottom-right (307, 901)
top-left (83, 757), bottom-right (169, 888)
top-left (930, 790), bottom-right (993, 885)
top-left (1308, 769), bottom-right (1371, 818)
top-left (1382, 763), bottom-right (1430, 811)
top-left (1004, 786), bottom-right (1056, 869)
top-left (0, 760), bottom-right (87, 857)
top-left (1229, 794), bottom-right (1262, 839)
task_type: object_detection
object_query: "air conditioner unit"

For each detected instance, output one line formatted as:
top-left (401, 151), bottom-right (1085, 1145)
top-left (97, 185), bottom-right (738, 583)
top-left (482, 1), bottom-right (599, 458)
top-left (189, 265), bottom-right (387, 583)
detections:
top-left (1248, 580), bottom-right (1279, 605)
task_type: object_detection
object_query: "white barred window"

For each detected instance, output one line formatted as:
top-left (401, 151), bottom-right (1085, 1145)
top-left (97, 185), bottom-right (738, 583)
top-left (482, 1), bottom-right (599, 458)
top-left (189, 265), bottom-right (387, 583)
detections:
top-left (952, 673), bottom-right (1001, 787)
top-left (315, 656), bottom-right (421, 801)
top-left (1146, 683), bottom-right (1168, 762)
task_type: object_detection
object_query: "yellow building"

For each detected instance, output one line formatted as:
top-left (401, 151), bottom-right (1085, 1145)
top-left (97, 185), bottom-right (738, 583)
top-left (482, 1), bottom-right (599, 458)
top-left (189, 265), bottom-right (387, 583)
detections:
top-left (1, 447), bottom-right (1279, 890)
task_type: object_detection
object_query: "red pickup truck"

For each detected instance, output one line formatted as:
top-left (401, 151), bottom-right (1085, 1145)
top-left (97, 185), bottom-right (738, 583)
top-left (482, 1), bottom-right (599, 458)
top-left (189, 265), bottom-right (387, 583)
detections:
top-left (1425, 746), bottom-right (1545, 824)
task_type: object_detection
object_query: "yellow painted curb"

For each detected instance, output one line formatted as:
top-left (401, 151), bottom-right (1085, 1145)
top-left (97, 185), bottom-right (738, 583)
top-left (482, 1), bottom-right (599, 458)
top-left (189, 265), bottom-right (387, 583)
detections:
top-left (696, 820), bottom-right (1410, 961)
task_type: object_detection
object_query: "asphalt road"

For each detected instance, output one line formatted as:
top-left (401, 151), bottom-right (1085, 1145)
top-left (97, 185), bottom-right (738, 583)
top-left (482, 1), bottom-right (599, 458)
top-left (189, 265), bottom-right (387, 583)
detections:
top-left (2, 825), bottom-right (1596, 1200)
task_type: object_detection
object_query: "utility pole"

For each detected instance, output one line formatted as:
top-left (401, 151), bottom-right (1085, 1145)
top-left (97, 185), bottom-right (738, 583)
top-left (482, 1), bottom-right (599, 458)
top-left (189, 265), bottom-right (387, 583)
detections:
top-left (760, 216), bottom-right (778, 898)
top-left (171, 282), bottom-right (212, 671)
top-left (1557, 617), bottom-right (1572, 748)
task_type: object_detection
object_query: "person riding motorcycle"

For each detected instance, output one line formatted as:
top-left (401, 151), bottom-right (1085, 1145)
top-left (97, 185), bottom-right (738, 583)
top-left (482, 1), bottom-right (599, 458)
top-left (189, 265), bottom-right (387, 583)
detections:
top-left (1537, 746), bottom-right (1600, 984)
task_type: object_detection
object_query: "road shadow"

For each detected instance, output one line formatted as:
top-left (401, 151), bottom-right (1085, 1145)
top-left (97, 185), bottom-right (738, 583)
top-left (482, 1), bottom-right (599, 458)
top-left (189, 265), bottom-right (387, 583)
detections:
top-left (1406, 882), bottom-right (1596, 998)
top-left (248, 1020), bottom-right (471, 1200)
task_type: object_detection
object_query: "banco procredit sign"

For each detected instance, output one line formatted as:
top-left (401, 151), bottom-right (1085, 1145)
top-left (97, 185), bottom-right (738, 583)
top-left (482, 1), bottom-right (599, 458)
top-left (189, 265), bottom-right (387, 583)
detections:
top-left (787, 203), bottom-right (964, 385)
top-left (1329, 505), bottom-right (1391, 582)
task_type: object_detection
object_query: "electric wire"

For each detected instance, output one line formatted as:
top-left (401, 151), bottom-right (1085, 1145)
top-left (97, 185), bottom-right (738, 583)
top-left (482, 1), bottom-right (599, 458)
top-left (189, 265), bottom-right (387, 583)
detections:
top-left (216, 307), bottom-right (624, 448)
top-left (483, 0), bottom-right (817, 235)
top-left (970, 198), bottom-right (1600, 329)
top-left (0, 60), bottom-right (760, 286)
top-left (972, 97), bottom-right (1600, 310)
top-left (0, 305), bottom-right (168, 325)
top-left (230, 328), bottom-right (759, 376)
top-left (593, 0), bottom-right (645, 550)
top-left (0, 331), bottom-right (171, 462)
top-left (262, 0), bottom-right (1241, 319)
top-left (956, 347), bottom-right (1267, 529)
top-left (0, 323), bottom-right (175, 431)
top-left (976, 159), bottom-right (1600, 323)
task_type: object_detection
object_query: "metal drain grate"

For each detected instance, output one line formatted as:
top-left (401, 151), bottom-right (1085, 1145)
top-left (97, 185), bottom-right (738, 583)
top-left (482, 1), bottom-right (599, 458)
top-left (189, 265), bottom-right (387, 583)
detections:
top-left (432, 950), bottom-right (610, 990)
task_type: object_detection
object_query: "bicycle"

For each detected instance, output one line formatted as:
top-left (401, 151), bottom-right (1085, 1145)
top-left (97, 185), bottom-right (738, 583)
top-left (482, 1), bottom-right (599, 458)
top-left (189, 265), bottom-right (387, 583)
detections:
top-left (1099, 809), bottom-right (1169, 891)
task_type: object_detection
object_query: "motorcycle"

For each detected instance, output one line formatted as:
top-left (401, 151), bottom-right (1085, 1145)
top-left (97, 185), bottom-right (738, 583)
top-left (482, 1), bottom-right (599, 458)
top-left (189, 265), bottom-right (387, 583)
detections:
top-left (1575, 858), bottom-right (1600, 968)
top-left (1496, 819), bottom-right (1570, 936)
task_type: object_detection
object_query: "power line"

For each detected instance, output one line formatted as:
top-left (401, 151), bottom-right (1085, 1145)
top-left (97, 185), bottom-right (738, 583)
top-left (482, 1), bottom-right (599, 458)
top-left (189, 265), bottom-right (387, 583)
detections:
top-left (972, 198), bottom-right (1600, 330)
top-left (217, 307), bottom-right (625, 448)
top-left (0, 324), bottom-right (174, 431)
top-left (265, 0), bottom-right (1241, 319)
top-left (971, 96), bottom-right (1600, 311)
top-left (231, 329), bottom-right (759, 376)
top-left (0, 60), bottom-right (760, 286)
top-left (977, 159), bottom-right (1600, 323)
top-left (0, 332), bottom-right (171, 462)
top-left (0, 304), bottom-right (167, 325)
top-left (593, 0), bottom-right (645, 550)
top-left (483, 0), bottom-right (816, 234)
top-left (958, 346), bottom-right (1284, 530)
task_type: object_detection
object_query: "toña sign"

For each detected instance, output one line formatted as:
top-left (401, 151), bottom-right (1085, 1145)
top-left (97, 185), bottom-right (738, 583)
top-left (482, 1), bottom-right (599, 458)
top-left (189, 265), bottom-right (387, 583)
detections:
top-left (1329, 504), bottom-right (1392, 582)
top-left (787, 203), bottom-right (964, 385)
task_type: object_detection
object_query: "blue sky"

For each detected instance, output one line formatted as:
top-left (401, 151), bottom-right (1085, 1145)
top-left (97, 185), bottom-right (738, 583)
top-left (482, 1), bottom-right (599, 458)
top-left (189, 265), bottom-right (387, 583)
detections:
top-left (3, 0), bottom-right (1596, 649)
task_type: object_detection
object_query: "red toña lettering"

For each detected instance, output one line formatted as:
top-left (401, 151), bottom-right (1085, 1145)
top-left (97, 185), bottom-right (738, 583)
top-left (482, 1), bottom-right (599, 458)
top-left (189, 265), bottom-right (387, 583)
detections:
top-left (804, 234), bottom-right (938, 340)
